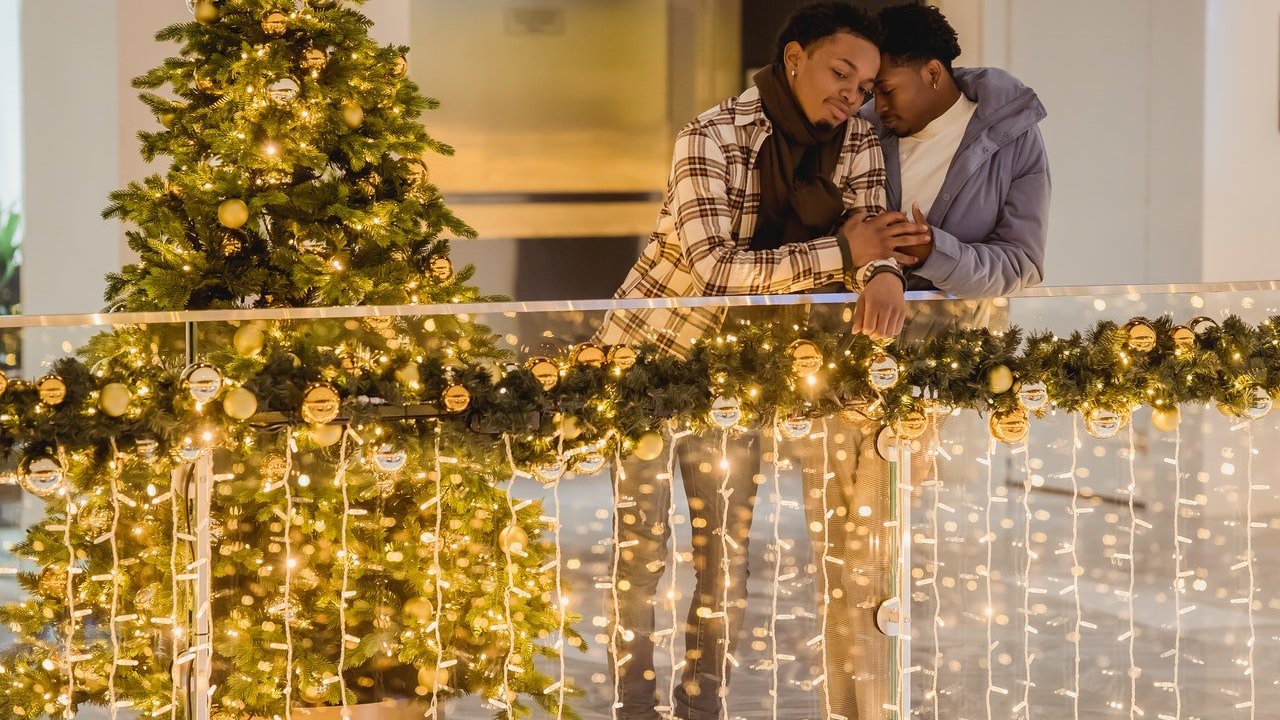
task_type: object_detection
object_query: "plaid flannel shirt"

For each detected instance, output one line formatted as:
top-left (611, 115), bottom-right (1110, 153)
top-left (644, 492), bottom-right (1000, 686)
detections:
top-left (597, 84), bottom-right (887, 358)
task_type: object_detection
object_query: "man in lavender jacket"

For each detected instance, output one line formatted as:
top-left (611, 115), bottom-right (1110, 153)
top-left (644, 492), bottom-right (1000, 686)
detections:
top-left (807, 4), bottom-right (1051, 718)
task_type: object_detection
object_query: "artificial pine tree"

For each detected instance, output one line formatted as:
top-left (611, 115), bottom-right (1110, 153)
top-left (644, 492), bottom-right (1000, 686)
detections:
top-left (0, 1), bottom-right (579, 718)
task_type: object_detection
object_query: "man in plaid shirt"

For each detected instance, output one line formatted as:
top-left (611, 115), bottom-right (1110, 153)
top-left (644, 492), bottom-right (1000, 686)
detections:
top-left (598, 4), bottom-right (934, 719)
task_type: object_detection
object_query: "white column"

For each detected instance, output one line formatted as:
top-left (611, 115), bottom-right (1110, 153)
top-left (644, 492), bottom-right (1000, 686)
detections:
top-left (0, 0), bottom-right (21, 207)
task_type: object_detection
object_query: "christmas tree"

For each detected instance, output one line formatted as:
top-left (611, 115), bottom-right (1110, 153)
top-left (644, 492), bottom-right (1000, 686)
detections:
top-left (0, 1), bottom-right (579, 718)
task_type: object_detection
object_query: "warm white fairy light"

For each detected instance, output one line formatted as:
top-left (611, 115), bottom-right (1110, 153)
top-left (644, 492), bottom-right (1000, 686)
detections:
top-left (61, 449), bottom-right (77, 720)
top-left (1244, 423), bottom-right (1256, 719)
top-left (168, 460), bottom-right (183, 720)
top-left (609, 448), bottom-right (624, 720)
top-left (552, 428), bottom-right (567, 720)
top-left (768, 420), bottom-right (784, 720)
top-left (1126, 425), bottom-right (1137, 720)
top-left (818, 419), bottom-right (833, 719)
top-left (336, 430), bottom-right (352, 719)
top-left (282, 435), bottom-right (296, 720)
top-left (666, 423), bottom-right (691, 714)
top-left (501, 437), bottom-right (520, 719)
top-left (1019, 436), bottom-right (1033, 719)
top-left (429, 429), bottom-right (446, 719)
top-left (927, 412), bottom-right (942, 720)
top-left (984, 436), bottom-right (995, 720)
top-left (1069, 416), bottom-right (1082, 720)
top-left (108, 440), bottom-right (123, 720)
top-left (717, 430), bottom-right (734, 720)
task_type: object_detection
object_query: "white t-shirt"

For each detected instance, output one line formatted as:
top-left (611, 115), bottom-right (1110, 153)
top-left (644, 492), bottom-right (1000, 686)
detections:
top-left (898, 94), bottom-right (979, 218)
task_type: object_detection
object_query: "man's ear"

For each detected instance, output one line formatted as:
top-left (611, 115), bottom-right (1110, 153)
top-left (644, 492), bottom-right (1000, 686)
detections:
top-left (783, 40), bottom-right (805, 72)
top-left (926, 59), bottom-right (946, 88)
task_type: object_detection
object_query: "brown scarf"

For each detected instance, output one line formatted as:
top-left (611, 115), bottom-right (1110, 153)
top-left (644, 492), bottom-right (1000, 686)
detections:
top-left (750, 64), bottom-right (847, 251)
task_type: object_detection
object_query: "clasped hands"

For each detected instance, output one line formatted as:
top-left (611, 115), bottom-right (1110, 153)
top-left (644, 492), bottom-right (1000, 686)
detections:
top-left (841, 202), bottom-right (933, 340)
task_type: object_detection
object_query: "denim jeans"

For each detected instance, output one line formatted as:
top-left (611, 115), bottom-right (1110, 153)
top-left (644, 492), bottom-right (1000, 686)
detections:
top-left (610, 430), bottom-right (761, 720)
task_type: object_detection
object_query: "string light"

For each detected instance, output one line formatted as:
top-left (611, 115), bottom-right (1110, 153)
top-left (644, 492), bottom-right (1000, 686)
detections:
top-left (169, 460), bottom-right (181, 720)
top-left (107, 441), bottom-right (123, 720)
top-left (501, 437), bottom-right (520, 719)
top-left (429, 428), bottom-right (447, 719)
top-left (818, 419), bottom-right (833, 719)
top-left (927, 412), bottom-right (942, 720)
top-left (61, 448), bottom-right (76, 720)
top-left (1019, 436), bottom-right (1033, 718)
top-left (1244, 423), bottom-right (1256, 719)
top-left (768, 420), bottom-right (784, 720)
top-left (552, 426), bottom-right (567, 719)
top-left (1069, 417), bottom-right (1083, 720)
top-left (717, 429), bottom-right (733, 720)
top-left (336, 430), bottom-right (352, 719)
top-left (609, 448), bottom-right (623, 720)
top-left (1126, 426), bottom-right (1137, 720)
top-left (984, 436), bottom-right (996, 720)
top-left (282, 435), bottom-right (296, 720)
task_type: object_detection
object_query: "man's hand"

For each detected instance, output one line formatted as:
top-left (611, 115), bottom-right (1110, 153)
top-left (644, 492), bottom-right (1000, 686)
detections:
top-left (893, 202), bottom-right (935, 266)
top-left (841, 211), bottom-right (931, 267)
top-left (851, 272), bottom-right (907, 340)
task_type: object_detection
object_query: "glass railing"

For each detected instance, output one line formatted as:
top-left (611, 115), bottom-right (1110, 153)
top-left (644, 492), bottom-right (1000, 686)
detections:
top-left (1, 281), bottom-right (1277, 719)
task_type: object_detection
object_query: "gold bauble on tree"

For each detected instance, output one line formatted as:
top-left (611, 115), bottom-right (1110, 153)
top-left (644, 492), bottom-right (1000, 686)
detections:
top-left (499, 523), bottom-right (530, 555)
top-left (608, 344), bottom-right (638, 371)
top-left (98, 383), bottom-right (132, 418)
top-left (989, 408), bottom-right (1030, 444)
top-left (218, 198), bottom-right (249, 229)
top-left (868, 352), bottom-right (900, 390)
top-left (894, 410), bottom-right (929, 441)
top-left (1171, 325), bottom-right (1196, 353)
top-left (1124, 318), bottom-right (1157, 353)
top-left (633, 431), bottom-right (665, 462)
top-left (311, 423), bottom-right (343, 448)
top-left (233, 323), bottom-right (265, 356)
top-left (525, 357), bottom-right (559, 391)
top-left (192, 0), bottom-right (218, 24)
top-left (986, 364), bottom-right (1014, 395)
top-left (37, 375), bottom-right (67, 406)
top-left (403, 596), bottom-right (435, 623)
top-left (300, 47), bottom-right (327, 72)
top-left (571, 342), bottom-right (606, 367)
top-left (261, 11), bottom-right (288, 36)
top-left (223, 387), bottom-right (259, 421)
top-left (441, 384), bottom-right (470, 413)
top-left (430, 256), bottom-right (454, 281)
top-left (0, 368), bottom-right (8, 396)
top-left (417, 666), bottom-right (450, 693)
top-left (341, 100), bottom-right (364, 129)
top-left (1151, 406), bottom-right (1181, 432)
top-left (788, 339), bottom-right (823, 378)
top-left (301, 383), bottom-right (341, 424)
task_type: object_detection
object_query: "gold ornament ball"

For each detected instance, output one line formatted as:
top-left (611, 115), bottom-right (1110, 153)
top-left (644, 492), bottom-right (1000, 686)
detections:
top-left (442, 384), bottom-right (470, 413)
top-left (1124, 318), bottom-right (1158, 353)
top-left (301, 383), bottom-right (341, 424)
top-left (218, 199), bottom-right (249, 229)
top-left (193, 0), bottom-right (218, 24)
top-left (608, 344), bottom-right (638, 371)
top-left (223, 387), bottom-right (259, 421)
top-left (895, 410), bottom-right (928, 441)
top-left (571, 342), bottom-right (606, 367)
top-left (1151, 406), bottom-right (1181, 432)
top-left (37, 375), bottom-right (67, 406)
top-left (298, 684), bottom-right (329, 704)
top-left (989, 408), bottom-right (1030, 444)
top-left (341, 101), bottom-right (364, 129)
top-left (789, 339), bottom-right (824, 378)
top-left (555, 413), bottom-right (583, 441)
top-left (98, 383), bottom-right (132, 418)
top-left (633, 431), bottom-right (665, 462)
top-left (417, 666), bottom-right (449, 693)
top-left (403, 596), bottom-right (435, 623)
top-left (1172, 325), bottom-right (1196, 352)
top-left (395, 362), bottom-right (421, 387)
top-left (986, 364), bottom-right (1014, 395)
top-left (312, 423), bottom-right (343, 447)
top-left (430, 256), bottom-right (454, 281)
top-left (525, 357), bottom-right (559, 391)
top-left (0, 368), bottom-right (8, 396)
top-left (499, 523), bottom-right (530, 555)
top-left (261, 11), bottom-right (288, 36)
top-left (233, 324), bottom-right (265, 356)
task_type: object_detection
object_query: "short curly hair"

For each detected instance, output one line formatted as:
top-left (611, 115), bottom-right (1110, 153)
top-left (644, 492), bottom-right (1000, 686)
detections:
top-left (879, 3), bottom-right (962, 71)
top-left (772, 2), bottom-right (883, 67)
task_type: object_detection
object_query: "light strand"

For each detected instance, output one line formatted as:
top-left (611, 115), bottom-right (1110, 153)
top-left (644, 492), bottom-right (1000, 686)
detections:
top-left (108, 440), bottom-right (122, 720)
top-left (609, 446), bottom-right (623, 720)
top-left (282, 435), bottom-right (296, 720)
top-left (430, 428), bottom-right (446, 719)
top-left (984, 436), bottom-right (995, 720)
top-left (61, 448), bottom-right (76, 720)
top-left (819, 419), bottom-right (833, 718)
top-left (501, 436), bottom-right (519, 719)
top-left (666, 422), bottom-right (686, 715)
top-left (1171, 420), bottom-right (1182, 720)
top-left (1245, 422), bottom-right (1256, 719)
top-left (553, 426), bottom-right (566, 719)
top-left (169, 462), bottom-right (182, 720)
top-left (928, 412), bottom-right (942, 720)
top-left (1020, 435), bottom-right (1034, 719)
top-left (1070, 416), bottom-right (1082, 720)
top-left (768, 420), bottom-right (783, 720)
top-left (717, 429), bottom-right (732, 720)
top-left (336, 430), bottom-right (352, 718)
top-left (1127, 425), bottom-right (1137, 720)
